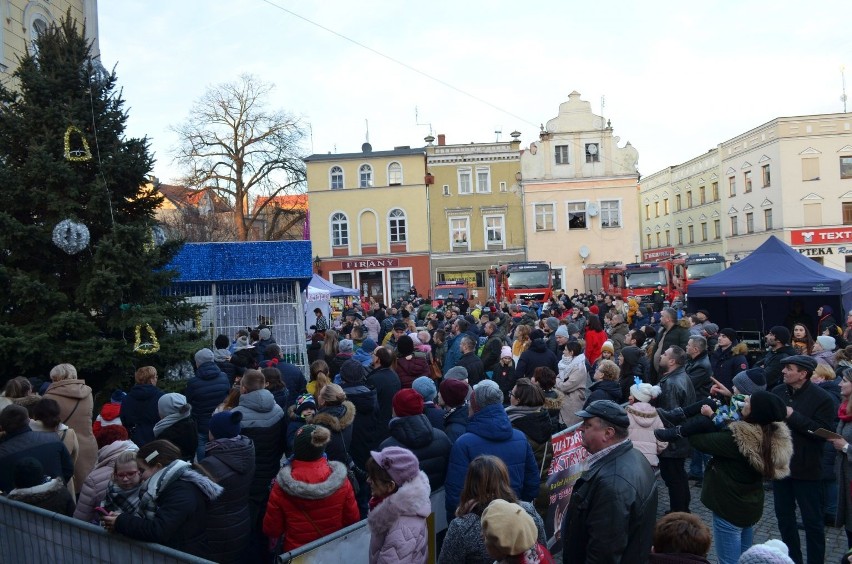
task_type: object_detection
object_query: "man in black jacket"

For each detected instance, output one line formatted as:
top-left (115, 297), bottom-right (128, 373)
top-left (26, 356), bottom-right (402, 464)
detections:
top-left (685, 335), bottom-right (713, 484)
top-left (756, 325), bottom-right (795, 389)
top-left (0, 405), bottom-right (74, 493)
top-left (651, 308), bottom-right (691, 384)
top-left (771, 355), bottom-right (835, 564)
top-left (562, 400), bottom-right (657, 563)
top-left (479, 321), bottom-right (504, 375)
top-left (457, 335), bottom-right (486, 386)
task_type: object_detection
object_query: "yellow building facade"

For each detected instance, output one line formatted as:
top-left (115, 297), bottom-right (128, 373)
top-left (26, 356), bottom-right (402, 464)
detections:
top-left (426, 134), bottom-right (525, 300)
top-left (1, 0), bottom-right (99, 76)
top-left (306, 144), bottom-right (431, 303)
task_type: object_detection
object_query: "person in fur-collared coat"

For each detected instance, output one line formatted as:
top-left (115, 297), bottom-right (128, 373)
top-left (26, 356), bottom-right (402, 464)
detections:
top-left (308, 384), bottom-right (356, 466)
top-left (367, 447), bottom-right (432, 564)
top-left (688, 391), bottom-right (793, 564)
top-left (7, 457), bottom-right (75, 516)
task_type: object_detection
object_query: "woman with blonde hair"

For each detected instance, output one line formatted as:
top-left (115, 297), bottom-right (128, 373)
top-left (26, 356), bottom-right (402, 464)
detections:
top-left (320, 329), bottom-right (339, 361)
top-left (437, 455), bottom-right (545, 564)
top-left (43, 363), bottom-right (97, 495)
top-left (512, 325), bottom-right (531, 361)
top-left (308, 359), bottom-right (332, 396)
top-left (120, 365), bottom-right (164, 447)
top-left (308, 383), bottom-right (355, 466)
top-left (584, 359), bottom-right (623, 406)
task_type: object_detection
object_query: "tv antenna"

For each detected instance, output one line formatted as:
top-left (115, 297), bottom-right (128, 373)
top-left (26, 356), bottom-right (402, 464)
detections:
top-left (494, 126), bottom-right (502, 142)
top-left (415, 106), bottom-right (433, 138)
top-left (842, 66), bottom-right (848, 113)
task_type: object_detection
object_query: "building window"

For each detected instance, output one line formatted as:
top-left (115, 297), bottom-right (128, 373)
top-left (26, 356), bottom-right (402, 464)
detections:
top-left (331, 212), bottom-right (349, 246)
top-left (714, 219), bottom-right (721, 239)
top-left (645, 204), bottom-right (650, 220)
top-left (389, 269), bottom-right (412, 301)
top-left (555, 145), bottom-right (570, 164)
top-left (656, 232), bottom-right (661, 247)
top-left (762, 164), bottom-right (771, 187)
top-left (688, 225), bottom-right (694, 244)
top-left (686, 191), bottom-right (693, 208)
top-left (585, 143), bottom-right (600, 163)
top-left (677, 227), bottom-right (683, 245)
top-left (450, 217), bottom-right (470, 248)
top-left (764, 209), bottom-right (773, 230)
top-left (600, 200), bottom-right (621, 228)
top-left (803, 203), bottom-right (822, 226)
top-left (332, 272), bottom-right (353, 289)
top-left (744, 171), bottom-right (752, 193)
top-left (675, 195), bottom-right (682, 211)
top-left (728, 176), bottom-right (736, 196)
top-left (534, 203), bottom-right (555, 231)
top-left (30, 17), bottom-right (48, 56)
top-left (664, 199), bottom-right (669, 214)
top-left (476, 167), bottom-right (491, 193)
top-left (388, 162), bottom-right (402, 185)
top-left (442, 184), bottom-right (450, 196)
top-left (330, 166), bottom-right (344, 190)
top-left (388, 208), bottom-right (406, 243)
top-left (665, 230), bottom-right (671, 245)
top-left (499, 181), bottom-right (507, 192)
top-left (701, 222), bottom-right (708, 241)
top-left (654, 202), bottom-right (660, 217)
top-left (458, 168), bottom-right (472, 194)
top-left (485, 215), bottom-right (505, 246)
top-left (730, 216), bottom-right (738, 236)
top-left (841, 156), bottom-right (852, 179)
top-left (712, 182), bottom-right (719, 201)
top-left (646, 233), bottom-right (652, 248)
top-left (699, 187), bottom-right (706, 205)
top-left (843, 203), bottom-right (852, 225)
top-left (746, 212), bottom-right (754, 233)
top-left (359, 164), bottom-right (373, 188)
top-left (567, 202), bottom-right (587, 229)
top-left (802, 157), bottom-right (819, 181)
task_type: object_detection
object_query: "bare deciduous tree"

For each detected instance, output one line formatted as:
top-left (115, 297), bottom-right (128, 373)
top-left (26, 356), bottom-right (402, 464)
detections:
top-left (172, 74), bottom-right (307, 241)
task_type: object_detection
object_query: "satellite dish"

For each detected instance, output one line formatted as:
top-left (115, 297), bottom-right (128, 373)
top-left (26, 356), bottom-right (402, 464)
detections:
top-left (579, 245), bottom-right (590, 259)
top-left (587, 203), bottom-right (600, 217)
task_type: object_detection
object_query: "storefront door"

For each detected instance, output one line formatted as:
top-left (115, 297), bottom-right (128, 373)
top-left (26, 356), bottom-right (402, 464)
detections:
top-left (359, 271), bottom-right (384, 304)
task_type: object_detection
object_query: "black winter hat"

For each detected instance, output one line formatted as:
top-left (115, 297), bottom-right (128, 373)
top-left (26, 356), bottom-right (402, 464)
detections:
top-left (744, 391), bottom-right (787, 425)
top-left (720, 328), bottom-right (738, 342)
top-left (768, 326), bottom-right (791, 345)
top-left (14, 457), bottom-right (46, 489)
top-left (208, 410), bottom-right (243, 439)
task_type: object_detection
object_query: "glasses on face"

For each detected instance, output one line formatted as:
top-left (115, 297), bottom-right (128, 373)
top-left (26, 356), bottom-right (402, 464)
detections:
top-left (115, 471), bottom-right (140, 480)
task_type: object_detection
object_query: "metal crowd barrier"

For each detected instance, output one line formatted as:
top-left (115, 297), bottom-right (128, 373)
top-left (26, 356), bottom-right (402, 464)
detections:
top-left (0, 495), bottom-right (215, 564)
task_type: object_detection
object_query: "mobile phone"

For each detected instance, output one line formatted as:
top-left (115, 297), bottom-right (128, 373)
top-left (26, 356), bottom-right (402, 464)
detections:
top-left (94, 507), bottom-right (109, 516)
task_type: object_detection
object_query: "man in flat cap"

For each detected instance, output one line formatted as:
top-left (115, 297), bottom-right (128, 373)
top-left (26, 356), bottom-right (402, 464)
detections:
top-left (562, 400), bottom-right (657, 564)
top-left (770, 355), bottom-right (835, 564)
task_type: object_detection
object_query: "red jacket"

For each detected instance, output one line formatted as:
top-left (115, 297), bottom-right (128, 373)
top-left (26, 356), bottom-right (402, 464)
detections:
top-left (584, 329), bottom-right (607, 365)
top-left (263, 457), bottom-right (359, 552)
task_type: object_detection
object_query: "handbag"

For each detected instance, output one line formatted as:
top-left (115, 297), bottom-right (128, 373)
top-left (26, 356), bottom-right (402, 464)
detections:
top-left (429, 357), bottom-right (442, 380)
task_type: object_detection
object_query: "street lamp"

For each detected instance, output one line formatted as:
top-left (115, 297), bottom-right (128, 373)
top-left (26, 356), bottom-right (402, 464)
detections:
top-left (313, 254), bottom-right (322, 275)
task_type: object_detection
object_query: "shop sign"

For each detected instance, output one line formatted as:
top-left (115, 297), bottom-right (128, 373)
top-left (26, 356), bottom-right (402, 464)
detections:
top-left (797, 246), bottom-right (852, 256)
top-left (340, 258), bottom-right (399, 269)
top-left (439, 271), bottom-right (478, 284)
top-left (642, 247), bottom-right (675, 261)
top-left (791, 227), bottom-right (852, 245)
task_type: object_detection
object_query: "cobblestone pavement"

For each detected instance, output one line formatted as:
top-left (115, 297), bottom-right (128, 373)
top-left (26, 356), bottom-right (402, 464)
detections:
top-left (554, 476), bottom-right (849, 563)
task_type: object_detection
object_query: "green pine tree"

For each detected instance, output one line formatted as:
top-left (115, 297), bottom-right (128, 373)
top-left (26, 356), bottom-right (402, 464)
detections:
top-left (0, 15), bottom-right (204, 388)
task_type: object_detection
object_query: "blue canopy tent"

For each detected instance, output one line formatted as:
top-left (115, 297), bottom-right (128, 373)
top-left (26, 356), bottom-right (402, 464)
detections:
top-left (688, 236), bottom-right (852, 333)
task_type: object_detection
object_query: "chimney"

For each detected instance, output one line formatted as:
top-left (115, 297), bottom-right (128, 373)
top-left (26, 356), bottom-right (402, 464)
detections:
top-left (437, 134), bottom-right (446, 146)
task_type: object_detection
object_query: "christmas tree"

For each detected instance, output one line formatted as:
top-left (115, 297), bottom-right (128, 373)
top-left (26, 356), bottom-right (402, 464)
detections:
top-left (0, 15), bottom-right (203, 387)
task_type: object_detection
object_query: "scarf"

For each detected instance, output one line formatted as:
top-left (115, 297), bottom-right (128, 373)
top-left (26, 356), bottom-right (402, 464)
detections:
top-left (102, 481), bottom-right (142, 516)
top-left (839, 402), bottom-right (852, 423)
top-left (152, 406), bottom-right (191, 437)
top-left (137, 459), bottom-right (223, 520)
top-left (368, 494), bottom-right (388, 512)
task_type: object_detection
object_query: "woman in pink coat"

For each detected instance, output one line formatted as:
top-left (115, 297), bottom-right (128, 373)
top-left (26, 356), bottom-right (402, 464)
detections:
top-left (43, 363), bottom-right (98, 495)
top-left (626, 381), bottom-right (668, 469)
top-left (73, 426), bottom-right (137, 523)
top-left (366, 446), bottom-right (431, 564)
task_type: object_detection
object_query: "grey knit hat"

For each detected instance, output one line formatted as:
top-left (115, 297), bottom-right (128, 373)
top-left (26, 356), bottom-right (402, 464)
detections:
top-left (470, 380), bottom-right (503, 413)
top-left (444, 366), bottom-right (468, 381)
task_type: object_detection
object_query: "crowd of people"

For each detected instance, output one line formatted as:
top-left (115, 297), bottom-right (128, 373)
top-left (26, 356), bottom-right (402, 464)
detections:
top-left (3, 290), bottom-right (852, 563)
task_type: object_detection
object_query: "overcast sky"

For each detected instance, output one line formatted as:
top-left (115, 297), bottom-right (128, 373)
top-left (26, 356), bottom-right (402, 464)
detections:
top-left (98, 1), bottom-right (851, 185)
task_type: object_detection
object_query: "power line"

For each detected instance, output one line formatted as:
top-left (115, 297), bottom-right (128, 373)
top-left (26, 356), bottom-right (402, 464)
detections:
top-left (257, 0), bottom-right (538, 128)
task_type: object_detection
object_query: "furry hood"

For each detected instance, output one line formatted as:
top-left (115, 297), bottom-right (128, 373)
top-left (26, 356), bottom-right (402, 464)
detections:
top-left (309, 401), bottom-right (356, 432)
top-left (732, 342), bottom-right (749, 356)
top-left (276, 460), bottom-right (348, 499)
top-left (8, 477), bottom-right (67, 503)
top-left (543, 389), bottom-right (565, 411)
top-left (626, 402), bottom-right (660, 428)
top-left (729, 420), bottom-right (793, 480)
top-left (367, 471), bottom-right (431, 535)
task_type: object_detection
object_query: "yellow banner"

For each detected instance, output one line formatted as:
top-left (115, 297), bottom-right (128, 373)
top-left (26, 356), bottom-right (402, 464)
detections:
top-left (440, 271), bottom-right (478, 284)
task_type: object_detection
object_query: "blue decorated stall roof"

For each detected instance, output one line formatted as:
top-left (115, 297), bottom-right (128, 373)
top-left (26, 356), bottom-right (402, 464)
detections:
top-left (167, 241), bottom-right (313, 285)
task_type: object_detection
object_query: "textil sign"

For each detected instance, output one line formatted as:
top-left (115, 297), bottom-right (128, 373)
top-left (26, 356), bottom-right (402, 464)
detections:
top-left (791, 227), bottom-right (852, 245)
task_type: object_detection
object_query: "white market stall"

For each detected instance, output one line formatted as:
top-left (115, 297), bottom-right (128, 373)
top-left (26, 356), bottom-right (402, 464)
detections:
top-left (303, 274), bottom-right (360, 334)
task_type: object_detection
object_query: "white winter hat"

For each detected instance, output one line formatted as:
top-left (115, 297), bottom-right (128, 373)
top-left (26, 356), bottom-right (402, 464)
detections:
top-left (629, 382), bottom-right (661, 403)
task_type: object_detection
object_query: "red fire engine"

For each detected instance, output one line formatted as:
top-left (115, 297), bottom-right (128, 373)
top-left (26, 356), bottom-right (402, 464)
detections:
top-left (625, 253), bottom-right (727, 305)
top-left (489, 262), bottom-right (553, 303)
top-left (582, 262), bottom-right (627, 297)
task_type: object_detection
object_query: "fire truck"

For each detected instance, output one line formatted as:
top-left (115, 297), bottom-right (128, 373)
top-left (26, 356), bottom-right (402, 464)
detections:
top-left (431, 280), bottom-right (470, 308)
top-left (489, 262), bottom-right (553, 303)
top-left (582, 262), bottom-right (627, 296)
top-left (623, 261), bottom-right (673, 304)
top-left (668, 253), bottom-right (727, 301)
top-left (625, 253), bottom-right (727, 305)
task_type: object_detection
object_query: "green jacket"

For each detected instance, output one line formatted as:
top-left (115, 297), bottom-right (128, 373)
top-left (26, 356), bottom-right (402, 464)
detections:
top-left (689, 420), bottom-right (792, 527)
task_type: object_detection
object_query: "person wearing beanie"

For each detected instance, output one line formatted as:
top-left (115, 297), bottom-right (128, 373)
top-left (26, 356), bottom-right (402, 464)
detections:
top-left (328, 338), bottom-right (356, 382)
top-left (444, 365), bottom-right (469, 382)
top-left (199, 410), bottom-right (256, 563)
top-left (254, 327), bottom-right (276, 364)
top-left (626, 381), bottom-right (667, 468)
top-left (152, 393), bottom-right (198, 462)
top-left (754, 326), bottom-right (797, 390)
top-left (444, 380), bottom-right (539, 522)
top-left (493, 344), bottom-right (518, 405)
top-left (353, 337), bottom-right (377, 367)
top-left (382, 389), bottom-right (451, 491)
top-left (737, 539), bottom-right (795, 564)
top-left (711, 326), bottom-right (749, 391)
top-left (814, 335), bottom-right (839, 370)
top-left (412, 376), bottom-right (444, 431)
top-left (93, 390), bottom-right (125, 438)
top-left (395, 334), bottom-right (430, 389)
top-left (264, 424), bottom-right (359, 553)
top-left (185, 347), bottom-right (230, 462)
top-left (516, 323), bottom-right (560, 382)
top-left (366, 446), bottom-right (432, 564)
top-left (439, 379), bottom-right (470, 444)
top-left (285, 392), bottom-right (318, 453)
top-left (481, 499), bottom-right (553, 562)
top-left (7, 457), bottom-right (75, 516)
top-left (682, 392), bottom-right (793, 564)
top-left (770, 355), bottom-right (836, 564)
top-left (599, 340), bottom-right (615, 364)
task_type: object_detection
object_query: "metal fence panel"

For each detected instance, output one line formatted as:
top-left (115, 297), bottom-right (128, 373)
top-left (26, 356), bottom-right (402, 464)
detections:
top-left (0, 495), bottom-right (215, 564)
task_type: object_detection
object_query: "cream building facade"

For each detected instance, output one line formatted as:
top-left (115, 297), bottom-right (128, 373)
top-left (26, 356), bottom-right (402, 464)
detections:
top-left (1, 0), bottom-right (99, 75)
top-left (521, 91), bottom-right (641, 291)
top-left (426, 134), bottom-right (525, 299)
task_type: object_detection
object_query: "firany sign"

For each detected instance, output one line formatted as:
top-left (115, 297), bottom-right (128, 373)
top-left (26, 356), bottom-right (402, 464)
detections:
top-left (340, 258), bottom-right (400, 269)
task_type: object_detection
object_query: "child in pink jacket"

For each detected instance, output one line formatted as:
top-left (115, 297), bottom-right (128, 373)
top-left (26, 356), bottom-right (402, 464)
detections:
top-left (626, 380), bottom-right (668, 469)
